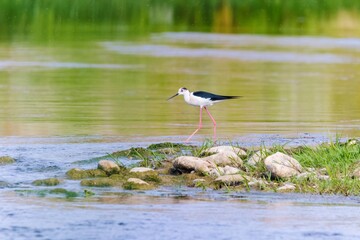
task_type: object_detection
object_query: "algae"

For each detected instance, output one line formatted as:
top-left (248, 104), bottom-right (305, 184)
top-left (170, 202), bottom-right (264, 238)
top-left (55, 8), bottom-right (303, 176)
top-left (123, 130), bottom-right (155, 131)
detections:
top-left (15, 188), bottom-right (78, 198)
top-left (147, 142), bottom-right (188, 150)
top-left (0, 156), bottom-right (15, 165)
top-left (80, 178), bottom-right (119, 187)
top-left (122, 181), bottom-right (154, 190)
top-left (84, 189), bottom-right (95, 197)
top-left (111, 147), bottom-right (153, 159)
top-left (32, 178), bottom-right (61, 186)
top-left (131, 171), bottom-right (161, 184)
top-left (66, 168), bottom-right (107, 179)
top-left (49, 188), bottom-right (78, 198)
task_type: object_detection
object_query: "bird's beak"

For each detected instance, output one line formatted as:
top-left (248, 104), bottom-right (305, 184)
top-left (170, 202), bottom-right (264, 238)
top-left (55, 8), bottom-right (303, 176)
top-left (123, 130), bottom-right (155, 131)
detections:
top-left (167, 93), bottom-right (179, 100)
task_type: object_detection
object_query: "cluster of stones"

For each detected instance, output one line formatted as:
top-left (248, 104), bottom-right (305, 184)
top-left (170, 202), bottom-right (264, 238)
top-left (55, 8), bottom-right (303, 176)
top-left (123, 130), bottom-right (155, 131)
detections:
top-left (171, 146), bottom-right (330, 192)
top-left (3, 140), bottom-right (360, 194)
top-left (65, 160), bottom-right (158, 190)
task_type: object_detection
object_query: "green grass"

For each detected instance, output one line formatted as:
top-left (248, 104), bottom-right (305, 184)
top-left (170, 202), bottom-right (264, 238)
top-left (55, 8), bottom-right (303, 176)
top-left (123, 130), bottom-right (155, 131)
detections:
top-left (286, 141), bottom-right (360, 195)
top-left (243, 140), bottom-right (360, 195)
top-left (25, 138), bottom-right (360, 197)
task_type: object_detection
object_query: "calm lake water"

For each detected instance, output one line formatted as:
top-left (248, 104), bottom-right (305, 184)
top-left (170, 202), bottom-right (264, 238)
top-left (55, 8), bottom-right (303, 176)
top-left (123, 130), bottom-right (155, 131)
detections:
top-left (1, 1), bottom-right (360, 239)
top-left (1, 31), bottom-right (360, 139)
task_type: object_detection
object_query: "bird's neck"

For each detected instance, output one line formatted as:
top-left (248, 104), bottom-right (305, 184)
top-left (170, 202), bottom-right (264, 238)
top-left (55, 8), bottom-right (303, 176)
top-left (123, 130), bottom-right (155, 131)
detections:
top-left (183, 91), bottom-right (191, 103)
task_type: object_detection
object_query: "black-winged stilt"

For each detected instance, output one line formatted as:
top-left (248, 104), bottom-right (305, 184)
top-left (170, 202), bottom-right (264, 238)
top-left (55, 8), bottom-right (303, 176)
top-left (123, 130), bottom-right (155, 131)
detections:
top-left (167, 87), bottom-right (240, 142)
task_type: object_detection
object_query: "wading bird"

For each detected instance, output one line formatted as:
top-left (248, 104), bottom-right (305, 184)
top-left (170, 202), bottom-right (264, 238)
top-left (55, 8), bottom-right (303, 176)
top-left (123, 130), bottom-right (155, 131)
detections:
top-left (167, 87), bottom-right (240, 142)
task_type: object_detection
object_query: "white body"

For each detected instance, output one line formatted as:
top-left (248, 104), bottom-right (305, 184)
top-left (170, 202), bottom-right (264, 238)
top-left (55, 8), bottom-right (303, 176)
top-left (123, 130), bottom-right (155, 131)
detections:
top-left (182, 90), bottom-right (214, 108)
top-left (168, 87), bottom-right (225, 142)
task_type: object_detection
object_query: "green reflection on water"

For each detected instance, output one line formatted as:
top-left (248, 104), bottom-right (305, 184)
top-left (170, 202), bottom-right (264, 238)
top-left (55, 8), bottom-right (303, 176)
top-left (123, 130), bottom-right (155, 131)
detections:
top-left (0, 1), bottom-right (359, 139)
top-left (2, 0), bottom-right (360, 38)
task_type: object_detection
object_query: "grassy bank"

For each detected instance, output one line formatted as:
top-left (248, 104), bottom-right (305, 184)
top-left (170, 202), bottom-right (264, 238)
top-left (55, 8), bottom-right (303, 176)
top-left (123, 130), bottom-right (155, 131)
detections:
top-left (16, 138), bottom-right (360, 199)
top-left (2, 0), bottom-right (360, 40)
top-left (68, 139), bottom-right (360, 197)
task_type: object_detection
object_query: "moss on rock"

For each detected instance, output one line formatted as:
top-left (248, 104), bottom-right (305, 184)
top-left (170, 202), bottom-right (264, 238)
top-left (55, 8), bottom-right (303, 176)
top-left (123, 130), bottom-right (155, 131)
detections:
top-left (0, 156), bottom-right (15, 165)
top-left (49, 188), bottom-right (78, 198)
top-left (84, 189), bottom-right (95, 197)
top-left (123, 180), bottom-right (153, 190)
top-left (80, 178), bottom-right (119, 187)
top-left (32, 178), bottom-right (61, 186)
top-left (130, 171), bottom-right (161, 184)
top-left (147, 142), bottom-right (187, 150)
top-left (66, 168), bottom-right (107, 179)
top-left (110, 147), bottom-right (153, 159)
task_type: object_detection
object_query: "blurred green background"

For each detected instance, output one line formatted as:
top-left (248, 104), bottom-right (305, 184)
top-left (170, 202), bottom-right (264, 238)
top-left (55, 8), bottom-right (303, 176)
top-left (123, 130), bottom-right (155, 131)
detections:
top-left (2, 0), bottom-right (360, 39)
top-left (0, 0), bottom-right (359, 139)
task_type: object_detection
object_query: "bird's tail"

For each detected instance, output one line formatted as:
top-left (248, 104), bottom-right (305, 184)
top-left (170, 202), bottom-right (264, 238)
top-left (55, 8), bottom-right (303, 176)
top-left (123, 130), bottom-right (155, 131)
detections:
top-left (214, 95), bottom-right (242, 101)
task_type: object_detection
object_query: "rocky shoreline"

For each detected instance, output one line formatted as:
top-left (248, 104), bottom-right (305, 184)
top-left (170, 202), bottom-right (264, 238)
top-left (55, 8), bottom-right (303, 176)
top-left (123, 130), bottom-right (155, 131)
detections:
top-left (2, 139), bottom-right (360, 196)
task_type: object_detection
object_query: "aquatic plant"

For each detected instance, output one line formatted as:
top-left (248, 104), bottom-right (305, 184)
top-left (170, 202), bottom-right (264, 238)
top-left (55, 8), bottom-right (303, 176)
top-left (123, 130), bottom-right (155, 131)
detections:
top-left (0, 156), bottom-right (15, 165)
top-left (191, 138), bottom-right (214, 157)
top-left (66, 168), bottom-right (107, 179)
top-left (49, 188), bottom-right (78, 198)
top-left (80, 178), bottom-right (118, 187)
top-left (32, 178), bottom-right (61, 186)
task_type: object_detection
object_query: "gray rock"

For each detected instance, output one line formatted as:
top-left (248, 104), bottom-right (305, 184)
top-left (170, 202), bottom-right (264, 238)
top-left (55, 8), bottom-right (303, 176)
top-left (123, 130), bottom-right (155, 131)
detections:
top-left (248, 179), bottom-right (269, 187)
top-left (130, 167), bottom-right (154, 173)
top-left (354, 168), bottom-right (360, 178)
top-left (318, 168), bottom-right (328, 175)
top-left (173, 156), bottom-right (212, 174)
top-left (297, 171), bottom-right (329, 181)
top-left (296, 172), bottom-right (315, 180)
top-left (203, 151), bottom-right (243, 167)
top-left (214, 174), bottom-right (251, 186)
top-left (317, 174), bottom-right (330, 181)
top-left (247, 149), bottom-right (270, 166)
top-left (306, 167), bottom-right (316, 173)
top-left (264, 152), bottom-right (302, 178)
top-left (209, 167), bottom-right (225, 177)
top-left (347, 139), bottom-right (359, 146)
top-left (127, 178), bottom-right (149, 185)
top-left (223, 166), bottom-right (241, 175)
top-left (193, 179), bottom-right (206, 184)
top-left (204, 146), bottom-right (247, 157)
top-left (98, 160), bottom-right (120, 175)
top-left (277, 183), bottom-right (296, 192)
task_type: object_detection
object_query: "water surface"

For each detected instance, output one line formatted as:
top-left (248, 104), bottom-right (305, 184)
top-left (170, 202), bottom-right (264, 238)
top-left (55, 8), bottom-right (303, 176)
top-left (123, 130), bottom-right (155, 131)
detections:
top-left (1, 2), bottom-right (360, 239)
top-left (1, 136), bottom-right (360, 240)
top-left (1, 32), bottom-right (360, 140)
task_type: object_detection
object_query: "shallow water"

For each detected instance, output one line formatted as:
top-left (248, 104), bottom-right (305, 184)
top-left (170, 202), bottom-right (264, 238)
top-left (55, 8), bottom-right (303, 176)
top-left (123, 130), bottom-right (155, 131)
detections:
top-left (1, 3), bottom-right (360, 239)
top-left (1, 32), bottom-right (360, 139)
top-left (1, 135), bottom-right (360, 239)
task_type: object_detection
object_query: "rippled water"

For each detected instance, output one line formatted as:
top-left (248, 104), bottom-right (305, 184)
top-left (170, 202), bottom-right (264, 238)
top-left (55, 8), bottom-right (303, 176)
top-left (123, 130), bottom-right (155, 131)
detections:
top-left (1, 135), bottom-right (360, 239)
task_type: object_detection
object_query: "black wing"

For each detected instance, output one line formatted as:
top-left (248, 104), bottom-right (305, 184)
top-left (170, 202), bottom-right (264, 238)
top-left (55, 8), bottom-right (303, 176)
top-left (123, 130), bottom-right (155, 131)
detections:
top-left (193, 91), bottom-right (240, 101)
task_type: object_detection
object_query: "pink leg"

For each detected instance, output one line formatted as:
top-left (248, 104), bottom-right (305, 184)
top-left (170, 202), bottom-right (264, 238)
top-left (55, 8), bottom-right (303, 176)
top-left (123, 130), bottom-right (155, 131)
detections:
top-left (185, 107), bottom-right (203, 142)
top-left (204, 107), bottom-right (217, 141)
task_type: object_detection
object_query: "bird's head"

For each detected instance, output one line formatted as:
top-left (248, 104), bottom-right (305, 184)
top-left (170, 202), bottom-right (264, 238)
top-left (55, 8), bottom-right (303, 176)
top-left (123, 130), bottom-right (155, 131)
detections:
top-left (167, 87), bottom-right (189, 100)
